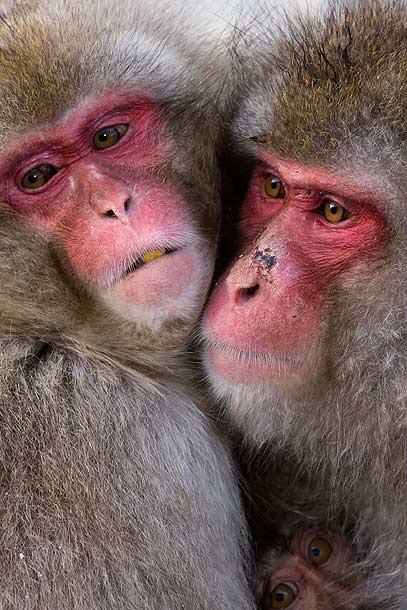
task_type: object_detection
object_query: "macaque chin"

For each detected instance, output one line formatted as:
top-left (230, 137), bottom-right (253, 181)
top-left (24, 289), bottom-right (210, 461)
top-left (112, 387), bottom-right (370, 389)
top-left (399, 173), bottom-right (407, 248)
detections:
top-left (256, 529), bottom-right (363, 610)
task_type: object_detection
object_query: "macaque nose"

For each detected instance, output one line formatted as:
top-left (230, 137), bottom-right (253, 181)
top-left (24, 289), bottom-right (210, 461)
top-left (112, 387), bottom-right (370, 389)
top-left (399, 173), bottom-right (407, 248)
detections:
top-left (225, 254), bottom-right (261, 305)
top-left (234, 283), bottom-right (260, 304)
top-left (88, 170), bottom-right (132, 223)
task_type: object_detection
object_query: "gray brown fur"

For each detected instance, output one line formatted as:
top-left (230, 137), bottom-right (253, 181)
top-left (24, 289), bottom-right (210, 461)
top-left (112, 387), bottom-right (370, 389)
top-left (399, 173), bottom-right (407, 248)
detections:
top-left (220, 1), bottom-right (407, 608)
top-left (0, 1), bottom-right (254, 608)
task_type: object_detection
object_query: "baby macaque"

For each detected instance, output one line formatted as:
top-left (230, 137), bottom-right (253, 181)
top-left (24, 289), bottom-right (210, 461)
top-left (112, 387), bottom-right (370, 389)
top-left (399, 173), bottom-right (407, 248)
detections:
top-left (256, 529), bottom-right (365, 610)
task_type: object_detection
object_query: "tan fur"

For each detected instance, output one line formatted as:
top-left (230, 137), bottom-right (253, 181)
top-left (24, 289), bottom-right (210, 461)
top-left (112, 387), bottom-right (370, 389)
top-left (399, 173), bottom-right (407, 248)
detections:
top-left (211, 1), bottom-right (407, 608)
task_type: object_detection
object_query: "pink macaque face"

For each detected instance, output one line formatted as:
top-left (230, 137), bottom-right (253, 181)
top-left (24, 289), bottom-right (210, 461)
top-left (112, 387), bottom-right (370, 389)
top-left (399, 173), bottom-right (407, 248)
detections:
top-left (203, 153), bottom-right (386, 388)
top-left (0, 91), bottom-right (211, 328)
top-left (256, 529), bottom-right (363, 610)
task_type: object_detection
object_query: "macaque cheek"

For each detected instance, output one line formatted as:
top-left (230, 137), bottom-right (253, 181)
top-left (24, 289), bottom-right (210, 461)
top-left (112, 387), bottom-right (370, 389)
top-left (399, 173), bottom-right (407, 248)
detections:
top-left (204, 259), bottom-right (325, 384)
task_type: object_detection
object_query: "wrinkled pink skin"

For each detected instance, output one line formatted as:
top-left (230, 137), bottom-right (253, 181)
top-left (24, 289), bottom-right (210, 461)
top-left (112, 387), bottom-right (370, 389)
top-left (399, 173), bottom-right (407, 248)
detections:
top-left (0, 90), bottom-right (203, 318)
top-left (204, 154), bottom-right (386, 386)
top-left (256, 529), bottom-right (364, 610)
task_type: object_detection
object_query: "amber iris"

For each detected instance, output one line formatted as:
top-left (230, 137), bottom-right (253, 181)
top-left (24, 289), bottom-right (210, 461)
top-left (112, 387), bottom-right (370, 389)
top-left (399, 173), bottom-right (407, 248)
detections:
top-left (21, 164), bottom-right (58, 190)
top-left (308, 536), bottom-right (333, 565)
top-left (92, 124), bottom-right (129, 150)
top-left (322, 200), bottom-right (350, 223)
top-left (264, 174), bottom-right (285, 199)
top-left (270, 582), bottom-right (298, 608)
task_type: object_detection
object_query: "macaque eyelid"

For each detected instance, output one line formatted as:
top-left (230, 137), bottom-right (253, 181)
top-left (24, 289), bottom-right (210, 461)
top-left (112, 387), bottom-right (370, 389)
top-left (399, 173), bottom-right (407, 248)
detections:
top-left (299, 531), bottom-right (337, 566)
top-left (92, 123), bottom-right (130, 151)
top-left (90, 112), bottom-right (131, 134)
top-left (257, 166), bottom-right (281, 181)
top-left (16, 163), bottom-right (64, 194)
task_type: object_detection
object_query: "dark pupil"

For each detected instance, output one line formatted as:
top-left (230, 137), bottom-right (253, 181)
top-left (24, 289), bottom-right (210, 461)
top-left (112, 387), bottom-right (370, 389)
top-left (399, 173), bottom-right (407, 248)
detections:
top-left (272, 179), bottom-right (279, 190)
top-left (311, 546), bottom-right (321, 557)
top-left (329, 203), bottom-right (338, 215)
top-left (28, 171), bottom-right (41, 183)
top-left (98, 128), bottom-right (115, 142)
top-left (276, 592), bottom-right (285, 602)
top-left (27, 164), bottom-right (57, 182)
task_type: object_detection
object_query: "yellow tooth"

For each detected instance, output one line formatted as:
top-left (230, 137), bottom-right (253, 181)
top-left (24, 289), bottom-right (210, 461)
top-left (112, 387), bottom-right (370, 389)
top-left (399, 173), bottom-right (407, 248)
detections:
top-left (140, 248), bottom-right (166, 264)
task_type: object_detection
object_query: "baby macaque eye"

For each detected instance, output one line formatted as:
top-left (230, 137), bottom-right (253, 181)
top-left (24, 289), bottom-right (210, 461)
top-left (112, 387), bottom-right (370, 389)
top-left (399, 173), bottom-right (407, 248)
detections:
top-left (21, 163), bottom-right (59, 190)
top-left (308, 536), bottom-right (332, 565)
top-left (321, 199), bottom-right (351, 224)
top-left (264, 174), bottom-right (285, 199)
top-left (270, 581), bottom-right (298, 608)
top-left (92, 123), bottom-right (129, 150)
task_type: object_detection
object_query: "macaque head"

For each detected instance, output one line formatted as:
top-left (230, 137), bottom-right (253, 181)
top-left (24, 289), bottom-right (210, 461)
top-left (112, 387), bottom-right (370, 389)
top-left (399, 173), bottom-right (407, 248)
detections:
top-left (256, 529), bottom-right (363, 610)
top-left (203, 2), bottom-right (407, 443)
top-left (0, 1), bottom-right (222, 350)
top-left (204, 154), bottom-right (386, 389)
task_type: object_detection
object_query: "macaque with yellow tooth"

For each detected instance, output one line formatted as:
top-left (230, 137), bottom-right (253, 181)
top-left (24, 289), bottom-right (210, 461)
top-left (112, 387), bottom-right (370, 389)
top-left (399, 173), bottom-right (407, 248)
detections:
top-left (0, 1), bottom-right (256, 608)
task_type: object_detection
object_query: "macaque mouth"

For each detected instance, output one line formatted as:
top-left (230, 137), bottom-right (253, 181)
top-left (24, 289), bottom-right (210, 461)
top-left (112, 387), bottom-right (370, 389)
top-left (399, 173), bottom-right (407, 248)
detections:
top-left (207, 339), bottom-right (303, 369)
top-left (123, 247), bottom-right (177, 276)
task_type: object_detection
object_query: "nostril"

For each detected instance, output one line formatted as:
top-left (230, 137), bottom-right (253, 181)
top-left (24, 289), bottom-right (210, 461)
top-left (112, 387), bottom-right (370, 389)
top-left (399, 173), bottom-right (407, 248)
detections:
top-left (246, 284), bottom-right (259, 297)
top-left (237, 284), bottom-right (260, 302)
top-left (124, 198), bottom-right (131, 212)
top-left (105, 209), bottom-right (118, 219)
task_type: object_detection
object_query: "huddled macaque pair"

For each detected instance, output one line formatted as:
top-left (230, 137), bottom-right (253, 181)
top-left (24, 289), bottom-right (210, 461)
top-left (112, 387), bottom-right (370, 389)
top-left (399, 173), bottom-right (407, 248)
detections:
top-left (0, 0), bottom-right (405, 609)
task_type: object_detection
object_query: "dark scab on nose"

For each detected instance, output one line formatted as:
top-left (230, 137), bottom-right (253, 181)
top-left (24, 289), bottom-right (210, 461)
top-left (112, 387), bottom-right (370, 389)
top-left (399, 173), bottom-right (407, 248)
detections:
top-left (253, 250), bottom-right (276, 269)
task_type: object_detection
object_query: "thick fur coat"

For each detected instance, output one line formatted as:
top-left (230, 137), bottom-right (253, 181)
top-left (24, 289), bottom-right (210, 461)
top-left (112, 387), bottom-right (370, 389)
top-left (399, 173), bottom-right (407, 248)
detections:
top-left (0, 2), bottom-right (254, 608)
top-left (212, 1), bottom-right (407, 608)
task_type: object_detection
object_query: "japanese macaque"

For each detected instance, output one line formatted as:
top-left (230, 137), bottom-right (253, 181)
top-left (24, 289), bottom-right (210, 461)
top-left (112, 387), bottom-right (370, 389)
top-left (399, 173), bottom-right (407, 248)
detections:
top-left (0, 1), bottom-right (256, 608)
top-left (203, 1), bottom-right (407, 608)
top-left (255, 528), bottom-right (364, 610)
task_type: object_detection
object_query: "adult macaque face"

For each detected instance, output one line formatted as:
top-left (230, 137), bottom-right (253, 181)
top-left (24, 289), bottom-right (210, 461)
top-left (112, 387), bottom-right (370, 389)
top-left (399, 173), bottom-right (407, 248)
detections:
top-left (256, 529), bottom-right (362, 610)
top-left (2, 90), bottom-right (210, 331)
top-left (204, 153), bottom-right (386, 393)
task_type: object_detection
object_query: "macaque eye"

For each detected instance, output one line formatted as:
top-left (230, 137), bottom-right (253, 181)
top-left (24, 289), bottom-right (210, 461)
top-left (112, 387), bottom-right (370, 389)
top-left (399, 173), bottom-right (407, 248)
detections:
top-left (264, 174), bottom-right (285, 199)
top-left (21, 164), bottom-right (59, 190)
top-left (270, 582), bottom-right (298, 608)
top-left (321, 200), bottom-right (351, 224)
top-left (308, 536), bottom-right (332, 565)
top-left (92, 124), bottom-right (129, 150)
